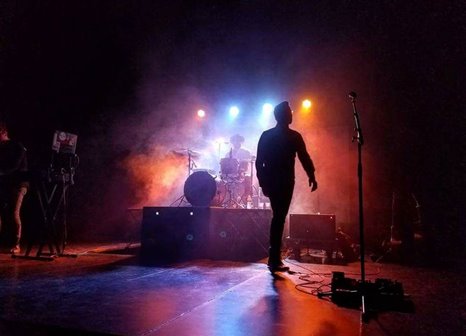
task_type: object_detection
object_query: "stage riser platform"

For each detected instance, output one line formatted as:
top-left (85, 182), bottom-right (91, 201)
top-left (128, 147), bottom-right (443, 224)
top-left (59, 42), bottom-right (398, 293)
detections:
top-left (141, 207), bottom-right (272, 263)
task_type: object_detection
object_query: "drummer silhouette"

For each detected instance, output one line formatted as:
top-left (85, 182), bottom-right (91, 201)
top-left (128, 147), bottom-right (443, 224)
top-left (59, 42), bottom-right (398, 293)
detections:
top-left (225, 134), bottom-right (251, 164)
top-left (221, 134), bottom-right (253, 203)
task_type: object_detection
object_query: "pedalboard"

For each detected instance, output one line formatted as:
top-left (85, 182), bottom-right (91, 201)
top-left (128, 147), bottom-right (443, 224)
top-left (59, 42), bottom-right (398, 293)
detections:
top-left (319, 271), bottom-right (406, 309)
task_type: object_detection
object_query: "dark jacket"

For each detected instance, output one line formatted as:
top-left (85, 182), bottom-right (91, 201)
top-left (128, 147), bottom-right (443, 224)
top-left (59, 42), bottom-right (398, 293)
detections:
top-left (0, 140), bottom-right (29, 189)
top-left (256, 125), bottom-right (315, 191)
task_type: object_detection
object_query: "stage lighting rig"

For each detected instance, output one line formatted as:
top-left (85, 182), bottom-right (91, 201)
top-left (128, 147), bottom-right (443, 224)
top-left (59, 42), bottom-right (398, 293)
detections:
top-left (197, 109), bottom-right (206, 118)
top-left (262, 103), bottom-right (273, 115)
top-left (302, 99), bottom-right (312, 110)
top-left (229, 106), bottom-right (239, 119)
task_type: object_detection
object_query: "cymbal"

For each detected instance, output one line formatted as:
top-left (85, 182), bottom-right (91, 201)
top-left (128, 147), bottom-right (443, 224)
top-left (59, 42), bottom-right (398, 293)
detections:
top-left (171, 148), bottom-right (201, 158)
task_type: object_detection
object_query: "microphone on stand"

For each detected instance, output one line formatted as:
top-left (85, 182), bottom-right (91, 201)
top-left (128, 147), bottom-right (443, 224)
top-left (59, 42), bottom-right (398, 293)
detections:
top-left (348, 91), bottom-right (357, 99)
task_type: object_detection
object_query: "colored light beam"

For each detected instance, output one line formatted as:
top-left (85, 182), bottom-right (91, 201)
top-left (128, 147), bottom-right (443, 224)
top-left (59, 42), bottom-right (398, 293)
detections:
top-left (302, 99), bottom-right (312, 109)
top-left (197, 109), bottom-right (206, 118)
top-left (229, 106), bottom-right (239, 119)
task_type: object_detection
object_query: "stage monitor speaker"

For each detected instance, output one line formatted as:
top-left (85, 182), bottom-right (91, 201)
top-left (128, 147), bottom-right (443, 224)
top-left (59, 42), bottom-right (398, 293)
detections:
top-left (209, 208), bottom-right (271, 261)
top-left (141, 207), bottom-right (210, 264)
top-left (289, 214), bottom-right (336, 245)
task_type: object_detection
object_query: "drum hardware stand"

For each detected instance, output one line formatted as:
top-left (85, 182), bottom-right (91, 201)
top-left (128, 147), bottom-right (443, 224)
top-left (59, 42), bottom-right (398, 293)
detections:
top-left (371, 192), bottom-right (399, 263)
top-left (171, 194), bottom-right (189, 207)
top-left (15, 153), bottom-right (80, 261)
top-left (221, 178), bottom-right (246, 209)
top-left (171, 149), bottom-right (197, 207)
top-left (249, 156), bottom-right (256, 207)
top-left (372, 192), bottom-right (421, 263)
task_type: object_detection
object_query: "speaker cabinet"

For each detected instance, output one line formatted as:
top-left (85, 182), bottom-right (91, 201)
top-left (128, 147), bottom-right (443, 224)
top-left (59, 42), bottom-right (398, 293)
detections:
top-left (141, 207), bottom-right (272, 263)
top-left (141, 207), bottom-right (210, 264)
top-left (209, 208), bottom-right (271, 261)
top-left (289, 214), bottom-right (336, 245)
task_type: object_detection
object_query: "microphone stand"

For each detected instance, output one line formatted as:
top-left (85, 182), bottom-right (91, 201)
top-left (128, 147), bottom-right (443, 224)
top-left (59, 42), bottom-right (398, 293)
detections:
top-left (349, 91), bottom-right (368, 322)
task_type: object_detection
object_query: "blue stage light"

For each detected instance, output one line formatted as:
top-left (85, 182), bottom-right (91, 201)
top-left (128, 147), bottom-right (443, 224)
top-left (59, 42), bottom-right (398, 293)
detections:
top-left (262, 103), bottom-right (273, 116)
top-left (229, 106), bottom-right (239, 119)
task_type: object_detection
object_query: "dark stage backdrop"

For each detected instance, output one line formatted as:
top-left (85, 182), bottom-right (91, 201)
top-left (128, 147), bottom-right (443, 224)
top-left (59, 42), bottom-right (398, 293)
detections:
top-left (0, 1), bottom-right (464, 259)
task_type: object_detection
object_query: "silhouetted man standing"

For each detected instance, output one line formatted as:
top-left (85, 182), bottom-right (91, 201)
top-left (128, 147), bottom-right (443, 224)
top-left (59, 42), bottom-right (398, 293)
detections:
top-left (0, 122), bottom-right (29, 254)
top-left (256, 101), bottom-right (317, 273)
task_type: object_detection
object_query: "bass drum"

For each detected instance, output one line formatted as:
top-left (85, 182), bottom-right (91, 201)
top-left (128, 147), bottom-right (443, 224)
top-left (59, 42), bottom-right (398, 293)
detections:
top-left (184, 171), bottom-right (217, 207)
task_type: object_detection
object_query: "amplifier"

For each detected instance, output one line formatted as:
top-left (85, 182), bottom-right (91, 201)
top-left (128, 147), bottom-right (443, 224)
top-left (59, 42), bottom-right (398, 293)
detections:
top-left (289, 214), bottom-right (336, 242)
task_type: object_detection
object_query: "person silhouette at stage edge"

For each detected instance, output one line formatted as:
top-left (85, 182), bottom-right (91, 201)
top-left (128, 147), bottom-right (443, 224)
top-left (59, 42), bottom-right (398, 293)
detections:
top-left (0, 121), bottom-right (29, 255)
top-left (256, 101), bottom-right (318, 273)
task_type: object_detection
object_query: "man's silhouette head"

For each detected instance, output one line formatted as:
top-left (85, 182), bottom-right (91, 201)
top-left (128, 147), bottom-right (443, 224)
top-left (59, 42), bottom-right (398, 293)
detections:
top-left (274, 101), bottom-right (292, 126)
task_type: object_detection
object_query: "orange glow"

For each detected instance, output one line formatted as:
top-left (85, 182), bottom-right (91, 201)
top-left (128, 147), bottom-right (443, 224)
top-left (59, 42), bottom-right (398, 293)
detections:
top-left (122, 146), bottom-right (187, 207)
top-left (302, 99), bottom-right (312, 109)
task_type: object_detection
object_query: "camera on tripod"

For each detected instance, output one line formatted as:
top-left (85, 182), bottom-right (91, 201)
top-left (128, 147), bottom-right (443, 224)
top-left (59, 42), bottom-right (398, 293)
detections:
top-left (48, 130), bottom-right (79, 185)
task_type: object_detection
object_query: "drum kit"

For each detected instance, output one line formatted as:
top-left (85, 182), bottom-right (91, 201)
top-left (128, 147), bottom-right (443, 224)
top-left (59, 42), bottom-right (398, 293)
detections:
top-left (171, 148), bottom-right (258, 208)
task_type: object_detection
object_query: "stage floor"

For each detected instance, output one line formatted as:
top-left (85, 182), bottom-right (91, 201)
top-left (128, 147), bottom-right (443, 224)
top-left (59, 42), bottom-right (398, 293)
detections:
top-left (0, 243), bottom-right (464, 336)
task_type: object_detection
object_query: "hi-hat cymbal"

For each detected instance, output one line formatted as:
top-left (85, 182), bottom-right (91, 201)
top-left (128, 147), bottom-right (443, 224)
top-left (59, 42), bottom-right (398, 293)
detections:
top-left (172, 148), bottom-right (201, 158)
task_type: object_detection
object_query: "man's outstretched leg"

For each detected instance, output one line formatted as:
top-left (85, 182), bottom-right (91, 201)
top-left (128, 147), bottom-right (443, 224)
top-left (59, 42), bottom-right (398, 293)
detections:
top-left (267, 186), bottom-right (293, 273)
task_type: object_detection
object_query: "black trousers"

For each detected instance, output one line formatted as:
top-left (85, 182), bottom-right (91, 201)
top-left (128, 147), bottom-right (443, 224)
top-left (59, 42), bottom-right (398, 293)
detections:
top-left (0, 186), bottom-right (27, 245)
top-left (268, 182), bottom-right (294, 263)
